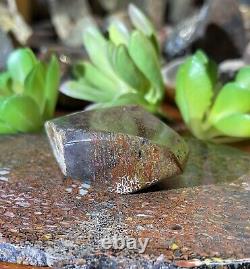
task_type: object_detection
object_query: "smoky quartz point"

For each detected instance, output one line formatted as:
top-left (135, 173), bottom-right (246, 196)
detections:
top-left (45, 106), bottom-right (189, 194)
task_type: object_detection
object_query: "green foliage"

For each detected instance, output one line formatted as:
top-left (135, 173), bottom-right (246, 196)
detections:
top-left (0, 48), bottom-right (60, 134)
top-left (176, 50), bottom-right (250, 142)
top-left (61, 4), bottom-right (165, 116)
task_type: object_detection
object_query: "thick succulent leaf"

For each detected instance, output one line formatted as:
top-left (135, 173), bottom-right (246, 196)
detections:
top-left (149, 35), bottom-right (160, 56)
top-left (128, 4), bottom-right (155, 37)
top-left (107, 93), bottom-right (159, 117)
top-left (0, 72), bottom-right (12, 96)
top-left (213, 114), bottom-right (250, 137)
top-left (209, 82), bottom-right (250, 123)
top-left (0, 98), bottom-right (17, 133)
top-left (110, 92), bottom-right (146, 107)
top-left (109, 21), bottom-right (130, 46)
top-left (43, 55), bottom-right (60, 119)
top-left (24, 62), bottom-right (46, 113)
top-left (7, 48), bottom-right (37, 85)
top-left (235, 66), bottom-right (250, 88)
top-left (0, 95), bottom-right (42, 132)
top-left (0, 119), bottom-right (16, 134)
top-left (207, 59), bottom-right (218, 87)
top-left (176, 50), bottom-right (216, 125)
top-left (106, 42), bottom-right (137, 95)
top-left (84, 102), bottom-right (110, 111)
top-left (128, 31), bottom-right (164, 103)
top-left (83, 25), bottom-right (116, 79)
top-left (128, 4), bottom-right (159, 54)
top-left (82, 62), bottom-right (118, 96)
top-left (11, 81), bottom-right (24, 94)
top-left (144, 86), bottom-right (161, 105)
top-left (73, 62), bottom-right (85, 79)
top-left (111, 45), bottom-right (150, 94)
top-left (175, 64), bottom-right (190, 124)
top-left (60, 80), bottom-right (114, 102)
top-left (87, 93), bottom-right (143, 110)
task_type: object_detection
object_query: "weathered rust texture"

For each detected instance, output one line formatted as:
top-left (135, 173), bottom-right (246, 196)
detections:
top-left (0, 134), bottom-right (249, 268)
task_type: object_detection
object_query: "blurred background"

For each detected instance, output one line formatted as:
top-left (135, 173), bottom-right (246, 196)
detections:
top-left (1, 0), bottom-right (250, 113)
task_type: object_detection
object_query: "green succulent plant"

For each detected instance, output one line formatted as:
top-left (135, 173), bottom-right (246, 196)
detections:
top-left (60, 4), bottom-right (166, 116)
top-left (0, 48), bottom-right (60, 134)
top-left (176, 50), bottom-right (250, 142)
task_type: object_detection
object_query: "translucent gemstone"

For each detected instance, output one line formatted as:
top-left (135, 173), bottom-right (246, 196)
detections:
top-left (45, 105), bottom-right (189, 194)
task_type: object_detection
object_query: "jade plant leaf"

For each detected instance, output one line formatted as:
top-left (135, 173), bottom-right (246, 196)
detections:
top-left (7, 48), bottom-right (37, 85)
top-left (73, 62), bottom-right (85, 79)
top-left (0, 48), bottom-right (60, 134)
top-left (43, 55), bottom-right (60, 119)
top-left (209, 82), bottom-right (250, 123)
top-left (176, 50), bottom-right (250, 142)
top-left (128, 30), bottom-right (164, 103)
top-left (235, 66), bottom-right (250, 88)
top-left (128, 4), bottom-right (159, 54)
top-left (111, 45), bottom-right (150, 94)
top-left (128, 4), bottom-right (154, 37)
top-left (24, 62), bottom-right (46, 113)
top-left (0, 95), bottom-right (42, 132)
top-left (80, 62), bottom-right (118, 95)
top-left (213, 114), bottom-right (250, 137)
top-left (83, 26), bottom-right (116, 80)
top-left (61, 80), bottom-right (115, 102)
top-left (176, 51), bottom-right (216, 124)
top-left (0, 120), bottom-right (16, 134)
top-left (61, 5), bottom-right (165, 118)
top-left (109, 21), bottom-right (130, 46)
top-left (109, 92), bottom-right (146, 107)
top-left (0, 72), bottom-right (12, 96)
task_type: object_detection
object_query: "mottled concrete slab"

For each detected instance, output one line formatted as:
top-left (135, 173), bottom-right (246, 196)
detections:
top-left (0, 134), bottom-right (249, 269)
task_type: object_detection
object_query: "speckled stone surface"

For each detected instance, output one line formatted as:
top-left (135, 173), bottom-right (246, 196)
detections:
top-left (0, 134), bottom-right (249, 268)
top-left (45, 106), bottom-right (189, 194)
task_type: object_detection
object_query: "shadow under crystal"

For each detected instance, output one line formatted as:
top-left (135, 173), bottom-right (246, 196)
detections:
top-left (142, 137), bottom-right (250, 192)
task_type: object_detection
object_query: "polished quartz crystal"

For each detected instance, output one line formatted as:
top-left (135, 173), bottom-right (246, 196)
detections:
top-left (46, 105), bottom-right (189, 194)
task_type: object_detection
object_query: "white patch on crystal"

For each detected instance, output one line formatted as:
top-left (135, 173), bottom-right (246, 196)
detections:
top-left (115, 175), bottom-right (142, 194)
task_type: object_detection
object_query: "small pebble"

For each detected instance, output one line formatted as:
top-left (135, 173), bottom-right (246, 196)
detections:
top-left (4, 211), bottom-right (15, 218)
top-left (170, 243), bottom-right (179, 250)
top-left (15, 201), bottom-right (30, 208)
top-left (81, 183), bottom-right (91, 189)
top-left (65, 188), bottom-right (73, 193)
top-left (0, 176), bottom-right (8, 182)
top-left (136, 214), bottom-right (153, 218)
top-left (79, 189), bottom-right (88, 196)
top-left (0, 170), bottom-right (9, 175)
top-left (34, 212), bottom-right (43, 215)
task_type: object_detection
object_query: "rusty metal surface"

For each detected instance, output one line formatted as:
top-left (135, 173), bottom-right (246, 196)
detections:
top-left (0, 134), bottom-right (249, 268)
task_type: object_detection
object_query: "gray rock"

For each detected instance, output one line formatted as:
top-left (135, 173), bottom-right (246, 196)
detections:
top-left (165, 0), bottom-right (247, 62)
top-left (0, 29), bottom-right (13, 70)
top-left (0, 243), bottom-right (20, 263)
top-left (48, 0), bottom-right (92, 48)
top-left (100, 0), bottom-right (167, 30)
top-left (0, 243), bottom-right (52, 266)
